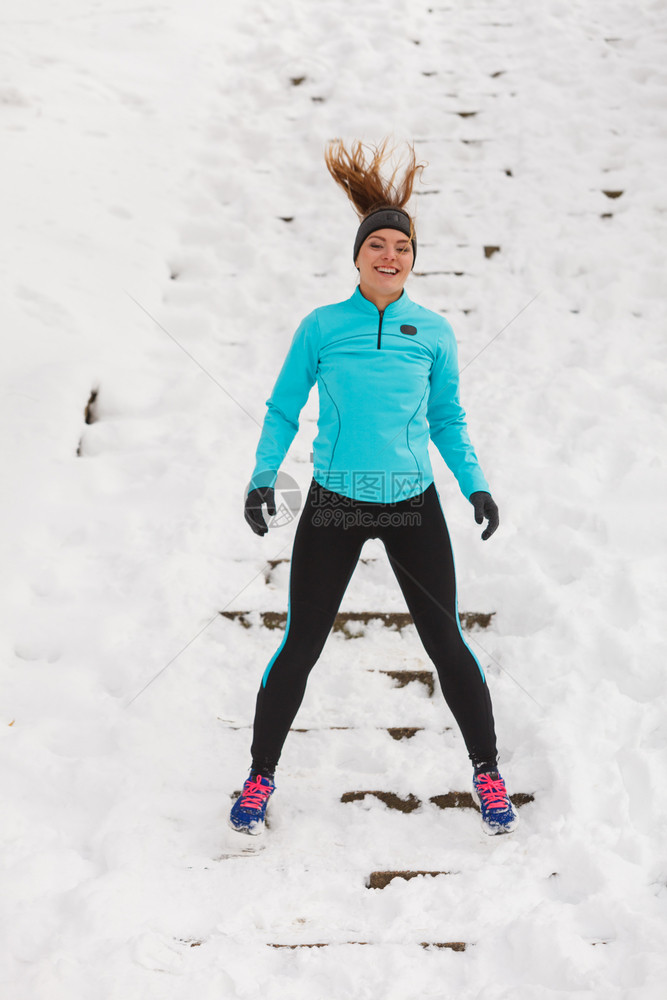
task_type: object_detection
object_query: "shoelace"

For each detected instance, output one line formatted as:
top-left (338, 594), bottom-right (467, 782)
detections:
top-left (239, 776), bottom-right (273, 811)
top-left (475, 773), bottom-right (510, 811)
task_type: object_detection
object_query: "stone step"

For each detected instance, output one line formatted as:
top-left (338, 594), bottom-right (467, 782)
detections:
top-left (377, 668), bottom-right (436, 697)
top-left (430, 791), bottom-right (535, 809)
top-left (219, 721), bottom-right (443, 740)
top-left (267, 941), bottom-right (466, 951)
top-left (290, 725), bottom-right (432, 741)
top-left (220, 609), bottom-right (494, 634)
top-left (342, 790), bottom-right (535, 812)
top-left (341, 791), bottom-right (422, 813)
top-left (366, 870), bottom-right (451, 889)
top-left (228, 788), bottom-right (534, 826)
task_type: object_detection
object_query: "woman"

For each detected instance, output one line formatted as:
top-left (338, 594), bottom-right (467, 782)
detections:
top-left (230, 139), bottom-right (518, 837)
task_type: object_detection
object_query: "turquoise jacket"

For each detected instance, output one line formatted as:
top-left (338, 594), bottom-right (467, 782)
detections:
top-left (249, 287), bottom-right (490, 504)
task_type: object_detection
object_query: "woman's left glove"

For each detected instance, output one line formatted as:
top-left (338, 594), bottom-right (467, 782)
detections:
top-left (244, 487), bottom-right (276, 536)
top-left (469, 491), bottom-right (499, 541)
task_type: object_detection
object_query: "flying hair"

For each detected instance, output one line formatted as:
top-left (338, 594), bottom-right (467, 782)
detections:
top-left (324, 138), bottom-right (426, 224)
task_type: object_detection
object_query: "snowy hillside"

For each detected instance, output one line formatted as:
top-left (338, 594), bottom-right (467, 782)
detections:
top-left (1, 0), bottom-right (666, 997)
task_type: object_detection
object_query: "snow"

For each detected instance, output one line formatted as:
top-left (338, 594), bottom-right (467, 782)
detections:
top-left (1, 0), bottom-right (666, 996)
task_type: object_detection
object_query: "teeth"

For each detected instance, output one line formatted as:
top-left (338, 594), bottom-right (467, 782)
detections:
top-left (378, 268), bottom-right (397, 274)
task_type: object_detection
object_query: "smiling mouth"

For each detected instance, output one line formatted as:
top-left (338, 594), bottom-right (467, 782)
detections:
top-left (376, 267), bottom-right (398, 275)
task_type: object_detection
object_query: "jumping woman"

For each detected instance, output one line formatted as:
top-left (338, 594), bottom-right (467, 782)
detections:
top-left (230, 139), bottom-right (518, 837)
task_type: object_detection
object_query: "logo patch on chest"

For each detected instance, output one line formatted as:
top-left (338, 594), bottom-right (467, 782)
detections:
top-left (400, 324), bottom-right (418, 336)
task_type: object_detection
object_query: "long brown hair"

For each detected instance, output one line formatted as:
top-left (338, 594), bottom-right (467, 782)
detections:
top-left (324, 138), bottom-right (426, 223)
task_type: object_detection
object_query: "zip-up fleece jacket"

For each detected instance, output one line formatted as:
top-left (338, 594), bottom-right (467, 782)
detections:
top-left (249, 287), bottom-right (490, 504)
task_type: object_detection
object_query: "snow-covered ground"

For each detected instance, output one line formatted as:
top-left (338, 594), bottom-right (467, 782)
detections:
top-left (2, 0), bottom-right (666, 996)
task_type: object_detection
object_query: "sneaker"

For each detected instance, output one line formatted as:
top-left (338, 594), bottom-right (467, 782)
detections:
top-left (472, 770), bottom-right (519, 835)
top-left (229, 773), bottom-right (275, 835)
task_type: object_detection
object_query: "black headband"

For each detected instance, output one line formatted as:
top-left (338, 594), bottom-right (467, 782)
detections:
top-left (353, 207), bottom-right (416, 268)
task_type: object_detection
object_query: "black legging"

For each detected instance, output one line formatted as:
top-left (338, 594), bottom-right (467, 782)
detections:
top-left (250, 478), bottom-right (497, 773)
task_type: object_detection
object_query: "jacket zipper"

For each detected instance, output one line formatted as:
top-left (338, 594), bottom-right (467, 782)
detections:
top-left (377, 309), bottom-right (384, 349)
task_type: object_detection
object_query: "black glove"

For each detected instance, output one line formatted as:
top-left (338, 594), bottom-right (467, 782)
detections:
top-left (470, 491), bottom-right (499, 541)
top-left (244, 487), bottom-right (276, 536)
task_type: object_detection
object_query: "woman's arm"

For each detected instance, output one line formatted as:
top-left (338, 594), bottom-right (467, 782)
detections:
top-left (248, 311), bottom-right (321, 492)
top-left (426, 320), bottom-right (491, 500)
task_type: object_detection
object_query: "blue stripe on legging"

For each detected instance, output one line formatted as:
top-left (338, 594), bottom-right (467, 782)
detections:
top-left (261, 562), bottom-right (293, 688)
top-left (433, 484), bottom-right (486, 684)
top-left (453, 573), bottom-right (486, 683)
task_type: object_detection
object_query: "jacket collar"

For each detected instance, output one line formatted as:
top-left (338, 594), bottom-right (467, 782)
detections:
top-left (350, 285), bottom-right (412, 317)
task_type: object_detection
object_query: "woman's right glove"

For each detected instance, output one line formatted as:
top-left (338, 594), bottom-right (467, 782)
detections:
top-left (244, 487), bottom-right (276, 536)
top-left (469, 491), bottom-right (500, 541)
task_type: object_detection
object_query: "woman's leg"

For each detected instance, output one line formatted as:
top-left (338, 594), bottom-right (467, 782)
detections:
top-left (250, 481), bottom-right (367, 775)
top-left (378, 484), bottom-right (498, 768)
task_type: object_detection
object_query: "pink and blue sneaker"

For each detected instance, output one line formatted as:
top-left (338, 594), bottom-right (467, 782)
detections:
top-left (472, 770), bottom-right (519, 835)
top-left (229, 772), bottom-right (275, 835)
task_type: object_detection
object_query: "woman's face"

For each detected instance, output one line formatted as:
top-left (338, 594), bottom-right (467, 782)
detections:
top-left (355, 228), bottom-right (413, 306)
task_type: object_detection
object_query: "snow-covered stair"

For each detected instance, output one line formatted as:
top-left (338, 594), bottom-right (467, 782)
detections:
top-left (2, 0), bottom-right (666, 997)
